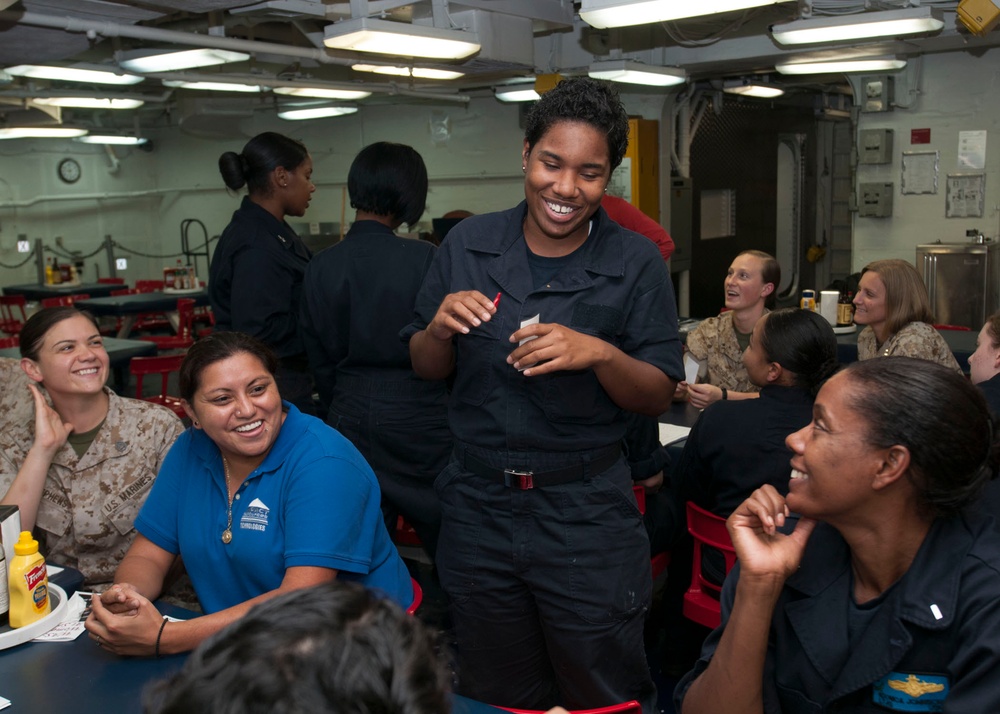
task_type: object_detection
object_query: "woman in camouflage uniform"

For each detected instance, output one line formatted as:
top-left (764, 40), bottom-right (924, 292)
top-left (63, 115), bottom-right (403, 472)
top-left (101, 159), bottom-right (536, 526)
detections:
top-left (682, 250), bottom-right (780, 408)
top-left (853, 259), bottom-right (961, 373)
top-left (0, 307), bottom-right (183, 587)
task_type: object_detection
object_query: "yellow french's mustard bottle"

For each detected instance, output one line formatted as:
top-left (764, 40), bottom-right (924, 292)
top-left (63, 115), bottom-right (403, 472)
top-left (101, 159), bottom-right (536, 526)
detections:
top-left (8, 531), bottom-right (50, 628)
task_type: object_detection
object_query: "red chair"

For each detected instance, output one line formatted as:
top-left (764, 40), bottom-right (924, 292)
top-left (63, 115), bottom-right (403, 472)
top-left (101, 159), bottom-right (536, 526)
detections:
top-left (406, 577), bottom-right (423, 616)
top-left (98, 288), bottom-right (144, 335)
top-left (394, 515), bottom-right (424, 548)
top-left (135, 279), bottom-right (165, 292)
top-left (132, 279), bottom-right (172, 332)
top-left (138, 298), bottom-right (196, 351)
top-left (933, 324), bottom-right (971, 331)
top-left (0, 295), bottom-right (28, 335)
top-left (632, 484), bottom-right (670, 579)
top-left (683, 501), bottom-right (737, 630)
top-left (129, 354), bottom-right (186, 419)
top-left (0, 335), bottom-right (20, 349)
top-left (97, 277), bottom-right (125, 285)
top-left (194, 304), bottom-right (216, 339)
top-left (500, 702), bottom-right (641, 714)
top-left (40, 293), bottom-right (90, 308)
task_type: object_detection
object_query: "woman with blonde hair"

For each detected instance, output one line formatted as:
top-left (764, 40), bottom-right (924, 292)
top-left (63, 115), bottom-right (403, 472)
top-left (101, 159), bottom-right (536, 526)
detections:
top-left (682, 250), bottom-right (780, 408)
top-left (853, 258), bottom-right (960, 371)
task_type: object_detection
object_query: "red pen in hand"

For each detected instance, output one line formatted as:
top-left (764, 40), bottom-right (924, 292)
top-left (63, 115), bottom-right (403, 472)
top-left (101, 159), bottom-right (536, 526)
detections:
top-left (493, 292), bottom-right (502, 309)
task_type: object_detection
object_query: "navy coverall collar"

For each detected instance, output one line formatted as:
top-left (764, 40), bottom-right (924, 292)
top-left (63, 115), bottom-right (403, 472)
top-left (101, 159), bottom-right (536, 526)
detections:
top-left (782, 519), bottom-right (969, 698)
top-left (463, 201), bottom-right (626, 304)
top-left (343, 219), bottom-right (397, 239)
top-left (237, 196), bottom-right (307, 256)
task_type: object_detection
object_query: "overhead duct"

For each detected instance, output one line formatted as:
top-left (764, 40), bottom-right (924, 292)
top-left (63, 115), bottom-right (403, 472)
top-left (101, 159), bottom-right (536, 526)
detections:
top-left (444, 9), bottom-right (535, 71)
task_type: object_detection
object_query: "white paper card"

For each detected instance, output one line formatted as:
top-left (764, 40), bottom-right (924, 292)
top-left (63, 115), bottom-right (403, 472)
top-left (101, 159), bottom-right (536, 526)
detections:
top-left (518, 314), bottom-right (540, 345)
top-left (658, 423), bottom-right (691, 445)
top-left (683, 352), bottom-right (706, 384)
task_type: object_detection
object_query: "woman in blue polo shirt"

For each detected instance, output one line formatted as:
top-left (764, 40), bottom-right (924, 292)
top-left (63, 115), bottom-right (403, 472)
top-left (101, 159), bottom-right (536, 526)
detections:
top-left (85, 331), bottom-right (411, 656)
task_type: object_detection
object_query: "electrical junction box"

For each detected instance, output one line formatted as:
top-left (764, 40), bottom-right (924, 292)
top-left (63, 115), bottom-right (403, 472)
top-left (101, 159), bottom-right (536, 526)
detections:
top-left (862, 76), bottom-right (894, 112)
top-left (958, 0), bottom-right (1000, 36)
top-left (859, 129), bottom-right (893, 164)
top-left (859, 183), bottom-right (894, 217)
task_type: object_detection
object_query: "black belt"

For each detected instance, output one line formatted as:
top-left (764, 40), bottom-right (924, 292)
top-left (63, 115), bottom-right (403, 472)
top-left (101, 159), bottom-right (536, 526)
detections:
top-left (462, 445), bottom-right (621, 490)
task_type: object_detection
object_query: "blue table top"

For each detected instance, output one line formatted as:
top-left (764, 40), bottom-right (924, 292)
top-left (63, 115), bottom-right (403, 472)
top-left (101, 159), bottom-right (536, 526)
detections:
top-left (0, 336), bottom-right (155, 366)
top-left (2, 282), bottom-right (123, 300)
top-left (75, 290), bottom-right (209, 316)
top-left (0, 591), bottom-right (502, 713)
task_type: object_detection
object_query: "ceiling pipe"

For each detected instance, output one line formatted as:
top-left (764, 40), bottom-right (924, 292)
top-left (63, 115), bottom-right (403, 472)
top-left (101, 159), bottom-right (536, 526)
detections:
top-left (0, 11), bottom-right (469, 104)
top-left (0, 89), bottom-right (173, 103)
top-left (145, 71), bottom-right (470, 103)
top-left (0, 10), bottom-right (353, 67)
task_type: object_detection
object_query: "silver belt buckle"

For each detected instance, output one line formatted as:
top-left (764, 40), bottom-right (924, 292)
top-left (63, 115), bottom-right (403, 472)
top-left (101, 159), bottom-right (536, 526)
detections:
top-left (504, 468), bottom-right (534, 490)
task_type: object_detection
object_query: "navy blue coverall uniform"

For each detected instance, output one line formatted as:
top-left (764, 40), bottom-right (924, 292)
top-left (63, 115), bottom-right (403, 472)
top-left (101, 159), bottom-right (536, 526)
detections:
top-left (675, 515), bottom-right (1000, 712)
top-left (300, 220), bottom-right (451, 556)
top-left (209, 196), bottom-right (314, 413)
top-left (404, 202), bottom-right (684, 712)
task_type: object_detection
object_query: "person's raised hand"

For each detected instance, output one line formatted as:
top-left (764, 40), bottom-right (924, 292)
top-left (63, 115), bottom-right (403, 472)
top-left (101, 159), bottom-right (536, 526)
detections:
top-left (27, 383), bottom-right (72, 455)
top-left (727, 485), bottom-right (817, 584)
top-left (687, 382), bottom-right (723, 410)
top-left (426, 291), bottom-right (497, 342)
top-left (506, 323), bottom-right (608, 376)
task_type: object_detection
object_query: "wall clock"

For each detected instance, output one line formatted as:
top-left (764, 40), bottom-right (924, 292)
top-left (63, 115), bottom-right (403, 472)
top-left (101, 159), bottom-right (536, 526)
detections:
top-left (58, 158), bottom-right (81, 184)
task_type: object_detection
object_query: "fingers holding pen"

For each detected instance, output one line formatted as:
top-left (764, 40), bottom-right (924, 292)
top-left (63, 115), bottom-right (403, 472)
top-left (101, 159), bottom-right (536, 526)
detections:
top-left (427, 290), bottom-right (498, 339)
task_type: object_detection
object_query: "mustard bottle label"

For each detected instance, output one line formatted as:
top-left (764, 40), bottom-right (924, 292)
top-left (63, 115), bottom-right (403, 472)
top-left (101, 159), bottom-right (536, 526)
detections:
top-left (24, 563), bottom-right (48, 612)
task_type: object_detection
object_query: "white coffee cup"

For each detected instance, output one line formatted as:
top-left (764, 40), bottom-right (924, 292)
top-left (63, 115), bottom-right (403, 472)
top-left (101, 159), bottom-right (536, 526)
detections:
top-left (820, 290), bottom-right (839, 325)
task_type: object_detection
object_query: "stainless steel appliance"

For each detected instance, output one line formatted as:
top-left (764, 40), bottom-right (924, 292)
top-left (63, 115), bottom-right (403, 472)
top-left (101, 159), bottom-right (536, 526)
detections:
top-left (916, 239), bottom-right (1000, 329)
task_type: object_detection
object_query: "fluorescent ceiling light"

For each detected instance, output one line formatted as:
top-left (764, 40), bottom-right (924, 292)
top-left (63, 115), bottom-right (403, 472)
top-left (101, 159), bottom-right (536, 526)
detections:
top-left (580, 0), bottom-right (782, 29)
top-left (771, 7), bottom-right (944, 45)
top-left (163, 80), bottom-right (265, 93)
top-left (0, 126), bottom-right (89, 139)
top-left (723, 80), bottom-right (784, 98)
top-left (352, 64), bottom-right (464, 80)
top-left (776, 57), bottom-right (907, 74)
top-left (119, 49), bottom-right (250, 73)
top-left (278, 106), bottom-right (359, 120)
top-left (589, 60), bottom-right (686, 86)
top-left (4, 64), bottom-right (143, 85)
top-left (273, 86), bottom-right (372, 100)
top-left (75, 134), bottom-right (148, 145)
top-left (323, 17), bottom-right (480, 60)
top-left (33, 97), bottom-right (144, 109)
top-left (494, 86), bottom-right (540, 103)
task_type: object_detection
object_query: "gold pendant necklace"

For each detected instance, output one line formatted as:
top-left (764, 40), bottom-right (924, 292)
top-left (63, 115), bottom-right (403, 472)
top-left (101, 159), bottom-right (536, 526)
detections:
top-left (221, 456), bottom-right (234, 544)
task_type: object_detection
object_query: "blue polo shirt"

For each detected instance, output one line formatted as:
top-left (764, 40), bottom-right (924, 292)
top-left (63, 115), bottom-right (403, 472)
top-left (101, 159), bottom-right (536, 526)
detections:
top-left (136, 403), bottom-right (412, 613)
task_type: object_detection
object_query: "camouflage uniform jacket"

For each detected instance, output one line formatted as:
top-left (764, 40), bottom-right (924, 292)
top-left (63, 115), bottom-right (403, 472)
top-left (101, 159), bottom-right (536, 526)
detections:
top-left (0, 388), bottom-right (183, 588)
top-left (685, 310), bottom-right (766, 393)
top-left (856, 321), bottom-right (962, 374)
top-left (0, 358), bottom-right (34, 426)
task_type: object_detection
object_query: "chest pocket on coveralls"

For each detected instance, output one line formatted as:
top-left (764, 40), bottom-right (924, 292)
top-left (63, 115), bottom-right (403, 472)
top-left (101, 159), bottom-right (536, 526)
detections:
top-left (455, 315), bottom-right (505, 407)
top-left (541, 303), bottom-right (624, 425)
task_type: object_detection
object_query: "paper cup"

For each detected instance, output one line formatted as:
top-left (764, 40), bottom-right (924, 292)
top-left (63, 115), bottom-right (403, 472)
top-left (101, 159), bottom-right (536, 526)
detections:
top-left (820, 290), bottom-right (839, 325)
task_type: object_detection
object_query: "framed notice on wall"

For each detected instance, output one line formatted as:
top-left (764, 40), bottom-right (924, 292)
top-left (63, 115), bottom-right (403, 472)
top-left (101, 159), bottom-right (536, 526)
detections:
top-left (700, 189), bottom-right (736, 240)
top-left (901, 150), bottom-right (938, 194)
top-left (945, 172), bottom-right (986, 218)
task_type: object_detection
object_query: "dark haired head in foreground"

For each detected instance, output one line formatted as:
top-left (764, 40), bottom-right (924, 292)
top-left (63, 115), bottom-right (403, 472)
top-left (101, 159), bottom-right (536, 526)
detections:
top-left (146, 582), bottom-right (450, 714)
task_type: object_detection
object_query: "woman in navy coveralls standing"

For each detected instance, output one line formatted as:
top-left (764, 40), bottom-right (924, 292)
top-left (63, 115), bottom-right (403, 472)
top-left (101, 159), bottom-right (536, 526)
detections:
top-left (405, 78), bottom-right (684, 712)
top-left (210, 132), bottom-right (316, 414)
